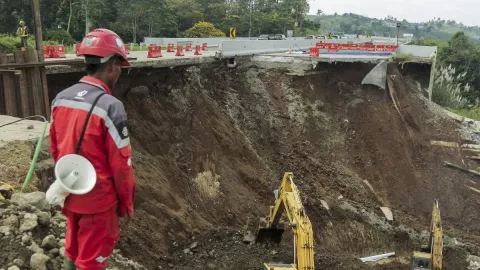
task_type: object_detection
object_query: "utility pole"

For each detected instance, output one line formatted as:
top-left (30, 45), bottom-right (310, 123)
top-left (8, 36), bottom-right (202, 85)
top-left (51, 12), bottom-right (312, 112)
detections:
top-left (31, 0), bottom-right (51, 119)
top-left (248, 0), bottom-right (253, 38)
top-left (32, 0), bottom-right (44, 61)
top-left (396, 22), bottom-right (401, 45)
top-left (85, 0), bottom-right (89, 36)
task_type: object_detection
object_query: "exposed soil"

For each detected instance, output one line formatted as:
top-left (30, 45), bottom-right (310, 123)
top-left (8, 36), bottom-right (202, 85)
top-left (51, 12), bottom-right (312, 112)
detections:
top-left (3, 60), bottom-right (478, 269)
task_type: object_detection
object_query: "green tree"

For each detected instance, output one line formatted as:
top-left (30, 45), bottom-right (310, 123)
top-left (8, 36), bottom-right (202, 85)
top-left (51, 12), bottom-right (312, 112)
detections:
top-left (183, 21), bottom-right (225, 37)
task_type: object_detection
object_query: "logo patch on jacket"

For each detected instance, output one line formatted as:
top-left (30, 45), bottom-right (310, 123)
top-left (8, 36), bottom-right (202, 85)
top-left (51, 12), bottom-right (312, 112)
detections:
top-left (122, 127), bottom-right (128, 137)
top-left (75, 90), bottom-right (88, 100)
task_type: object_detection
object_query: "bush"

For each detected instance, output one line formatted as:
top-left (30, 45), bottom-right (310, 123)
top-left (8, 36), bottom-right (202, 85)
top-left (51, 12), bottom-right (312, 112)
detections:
top-left (432, 65), bottom-right (470, 109)
top-left (183, 22), bottom-right (226, 38)
top-left (0, 35), bottom-right (21, 53)
top-left (44, 29), bottom-right (76, 45)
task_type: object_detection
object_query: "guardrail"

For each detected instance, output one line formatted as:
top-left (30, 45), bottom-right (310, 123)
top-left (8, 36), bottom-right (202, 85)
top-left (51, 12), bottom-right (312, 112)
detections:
top-left (215, 39), bottom-right (394, 58)
top-left (397, 45), bottom-right (437, 59)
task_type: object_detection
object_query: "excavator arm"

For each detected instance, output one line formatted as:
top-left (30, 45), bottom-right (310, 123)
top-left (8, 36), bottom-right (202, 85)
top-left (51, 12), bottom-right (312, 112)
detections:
top-left (431, 200), bottom-right (443, 270)
top-left (410, 200), bottom-right (443, 270)
top-left (256, 172), bottom-right (315, 270)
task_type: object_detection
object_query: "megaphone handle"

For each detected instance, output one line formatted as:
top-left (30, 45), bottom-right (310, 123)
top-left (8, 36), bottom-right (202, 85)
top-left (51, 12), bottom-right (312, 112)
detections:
top-left (76, 92), bottom-right (106, 155)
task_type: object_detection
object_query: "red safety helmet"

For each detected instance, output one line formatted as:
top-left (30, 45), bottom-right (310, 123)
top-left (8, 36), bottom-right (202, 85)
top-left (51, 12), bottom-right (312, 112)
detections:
top-left (78, 29), bottom-right (130, 67)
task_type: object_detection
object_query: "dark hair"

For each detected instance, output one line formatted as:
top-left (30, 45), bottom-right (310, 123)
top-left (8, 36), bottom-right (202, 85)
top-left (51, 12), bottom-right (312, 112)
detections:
top-left (84, 55), bottom-right (121, 75)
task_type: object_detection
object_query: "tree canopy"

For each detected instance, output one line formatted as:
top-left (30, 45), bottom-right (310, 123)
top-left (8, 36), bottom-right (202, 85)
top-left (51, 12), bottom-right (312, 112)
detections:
top-left (0, 0), bottom-right (314, 42)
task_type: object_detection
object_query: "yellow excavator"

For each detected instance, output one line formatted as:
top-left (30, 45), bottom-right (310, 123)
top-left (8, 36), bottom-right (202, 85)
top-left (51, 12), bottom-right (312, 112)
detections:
top-left (410, 199), bottom-right (443, 270)
top-left (255, 172), bottom-right (315, 270)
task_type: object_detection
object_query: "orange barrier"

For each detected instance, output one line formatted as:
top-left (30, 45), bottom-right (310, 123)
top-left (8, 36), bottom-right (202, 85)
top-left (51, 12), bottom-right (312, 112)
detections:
top-left (385, 45), bottom-right (399, 52)
top-left (317, 43), bottom-right (399, 53)
top-left (316, 42), bottom-right (326, 49)
top-left (194, 45), bottom-right (202, 55)
top-left (328, 46), bottom-right (339, 52)
top-left (376, 45), bottom-right (385, 51)
top-left (175, 45), bottom-right (184, 56)
top-left (44, 45), bottom-right (66, 58)
top-left (309, 47), bottom-right (319, 57)
top-left (124, 44), bottom-right (130, 54)
top-left (167, 43), bottom-right (175, 52)
top-left (202, 43), bottom-right (208, 51)
top-left (366, 44), bottom-right (376, 51)
top-left (43, 47), bottom-right (51, 59)
top-left (147, 45), bottom-right (162, 58)
top-left (185, 43), bottom-right (192, 51)
top-left (75, 43), bottom-right (82, 56)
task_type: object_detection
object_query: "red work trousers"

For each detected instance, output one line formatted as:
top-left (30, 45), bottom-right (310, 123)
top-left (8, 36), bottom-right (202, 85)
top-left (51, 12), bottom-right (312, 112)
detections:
top-left (63, 205), bottom-right (119, 270)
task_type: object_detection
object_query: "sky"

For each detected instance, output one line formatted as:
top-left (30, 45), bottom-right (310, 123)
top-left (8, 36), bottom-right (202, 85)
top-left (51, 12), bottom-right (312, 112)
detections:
top-left (308, 0), bottom-right (480, 27)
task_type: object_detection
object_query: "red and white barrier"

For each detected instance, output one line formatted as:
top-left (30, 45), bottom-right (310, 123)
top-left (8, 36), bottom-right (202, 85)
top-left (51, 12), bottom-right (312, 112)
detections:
top-left (147, 45), bottom-right (162, 58)
top-left (194, 45), bottom-right (202, 55)
top-left (175, 45), bottom-right (184, 56)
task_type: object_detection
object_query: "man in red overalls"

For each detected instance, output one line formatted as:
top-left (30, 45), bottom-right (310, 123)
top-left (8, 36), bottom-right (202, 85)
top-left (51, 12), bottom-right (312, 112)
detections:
top-left (49, 29), bottom-right (136, 270)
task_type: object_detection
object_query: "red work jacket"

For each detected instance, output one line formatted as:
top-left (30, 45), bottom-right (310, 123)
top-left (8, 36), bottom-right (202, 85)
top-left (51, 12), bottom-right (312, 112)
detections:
top-left (50, 76), bottom-right (136, 216)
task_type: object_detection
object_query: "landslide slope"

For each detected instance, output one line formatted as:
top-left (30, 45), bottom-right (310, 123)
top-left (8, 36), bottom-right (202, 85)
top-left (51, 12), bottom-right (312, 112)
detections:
top-left (116, 61), bottom-right (480, 269)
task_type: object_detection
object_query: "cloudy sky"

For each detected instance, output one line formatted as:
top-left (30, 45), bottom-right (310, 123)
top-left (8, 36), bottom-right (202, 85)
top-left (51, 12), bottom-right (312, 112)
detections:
top-left (308, 0), bottom-right (479, 26)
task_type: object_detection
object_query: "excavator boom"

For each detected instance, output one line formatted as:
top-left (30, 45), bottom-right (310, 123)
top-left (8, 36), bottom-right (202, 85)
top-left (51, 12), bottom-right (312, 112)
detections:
top-left (410, 200), bottom-right (443, 270)
top-left (256, 172), bottom-right (315, 270)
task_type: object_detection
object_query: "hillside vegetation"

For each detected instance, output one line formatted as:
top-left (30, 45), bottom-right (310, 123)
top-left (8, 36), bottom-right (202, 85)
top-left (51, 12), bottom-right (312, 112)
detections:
top-left (307, 13), bottom-right (480, 43)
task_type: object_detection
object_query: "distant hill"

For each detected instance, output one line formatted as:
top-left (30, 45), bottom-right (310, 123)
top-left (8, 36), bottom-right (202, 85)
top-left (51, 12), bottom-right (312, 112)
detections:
top-left (306, 13), bottom-right (480, 43)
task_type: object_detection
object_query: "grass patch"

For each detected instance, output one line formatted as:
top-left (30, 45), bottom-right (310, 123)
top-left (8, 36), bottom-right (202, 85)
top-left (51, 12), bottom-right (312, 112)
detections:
top-left (391, 53), bottom-right (414, 62)
top-left (449, 107), bottom-right (480, 121)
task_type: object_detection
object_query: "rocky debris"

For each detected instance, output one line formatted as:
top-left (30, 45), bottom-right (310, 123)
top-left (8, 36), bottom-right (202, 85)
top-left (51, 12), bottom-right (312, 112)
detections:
top-left (30, 253), bottom-right (50, 270)
top-left (0, 190), bottom-right (144, 269)
top-left (41, 235), bottom-right (57, 250)
top-left (468, 255), bottom-right (480, 270)
top-left (20, 217), bottom-right (38, 232)
top-left (21, 234), bottom-right (31, 244)
top-left (37, 212), bottom-right (51, 226)
top-left (2, 215), bottom-right (19, 229)
top-left (0, 225), bottom-right (11, 235)
top-left (13, 258), bottom-right (25, 267)
top-left (58, 239), bottom-right (65, 247)
top-left (28, 242), bottom-right (44, 254)
top-left (11, 192), bottom-right (50, 212)
top-left (242, 231), bottom-right (255, 244)
top-left (7, 266), bottom-right (20, 270)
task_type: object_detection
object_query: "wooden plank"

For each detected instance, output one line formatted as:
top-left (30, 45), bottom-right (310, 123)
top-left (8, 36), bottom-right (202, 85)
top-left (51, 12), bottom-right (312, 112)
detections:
top-left (26, 48), bottom-right (44, 116)
top-left (430, 141), bottom-right (459, 148)
top-left (0, 59), bottom-right (84, 68)
top-left (0, 56), bottom-right (136, 69)
top-left (14, 51), bottom-right (30, 118)
top-left (0, 53), bottom-right (18, 116)
top-left (0, 56), bottom-right (5, 115)
top-left (444, 161), bottom-right (480, 177)
top-left (40, 68), bottom-right (50, 120)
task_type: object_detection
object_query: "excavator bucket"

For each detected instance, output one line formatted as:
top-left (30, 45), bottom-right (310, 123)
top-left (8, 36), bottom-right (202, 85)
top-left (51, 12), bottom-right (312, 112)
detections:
top-left (255, 217), bottom-right (285, 244)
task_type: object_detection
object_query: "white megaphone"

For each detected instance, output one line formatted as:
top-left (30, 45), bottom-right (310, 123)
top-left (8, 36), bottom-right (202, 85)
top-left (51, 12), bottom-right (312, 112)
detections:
top-left (45, 154), bottom-right (96, 207)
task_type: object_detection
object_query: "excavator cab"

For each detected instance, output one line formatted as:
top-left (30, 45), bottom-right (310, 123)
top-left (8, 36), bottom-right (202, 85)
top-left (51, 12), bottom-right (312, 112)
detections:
top-left (410, 252), bottom-right (432, 269)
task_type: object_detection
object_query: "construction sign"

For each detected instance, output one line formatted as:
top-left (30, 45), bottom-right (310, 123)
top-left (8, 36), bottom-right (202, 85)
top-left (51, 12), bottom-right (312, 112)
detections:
top-left (230, 27), bottom-right (236, 39)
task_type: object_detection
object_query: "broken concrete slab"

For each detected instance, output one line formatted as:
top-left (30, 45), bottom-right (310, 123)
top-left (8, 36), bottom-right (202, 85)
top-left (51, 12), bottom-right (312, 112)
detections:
top-left (361, 60), bottom-right (387, 90)
top-left (380, 207), bottom-right (394, 221)
top-left (360, 252), bottom-right (396, 262)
